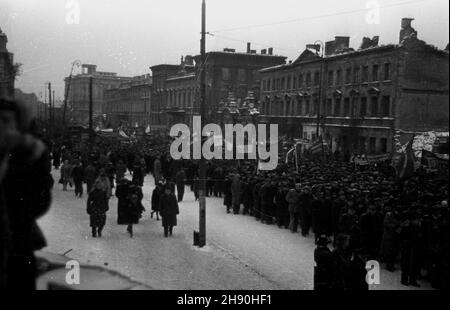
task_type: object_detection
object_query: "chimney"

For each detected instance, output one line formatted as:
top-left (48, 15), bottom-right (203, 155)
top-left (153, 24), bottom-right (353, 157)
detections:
top-left (247, 42), bottom-right (251, 53)
top-left (399, 18), bottom-right (417, 44)
top-left (268, 48), bottom-right (273, 55)
top-left (250, 50), bottom-right (257, 54)
top-left (261, 49), bottom-right (267, 55)
top-left (82, 64), bottom-right (97, 75)
top-left (335, 36), bottom-right (350, 52)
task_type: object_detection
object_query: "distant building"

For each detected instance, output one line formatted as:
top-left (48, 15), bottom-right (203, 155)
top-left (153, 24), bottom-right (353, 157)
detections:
top-left (150, 45), bottom-right (287, 129)
top-left (14, 88), bottom-right (45, 120)
top-left (0, 28), bottom-right (15, 99)
top-left (66, 64), bottom-right (132, 125)
top-left (259, 18), bottom-right (449, 156)
top-left (104, 74), bottom-right (152, 127)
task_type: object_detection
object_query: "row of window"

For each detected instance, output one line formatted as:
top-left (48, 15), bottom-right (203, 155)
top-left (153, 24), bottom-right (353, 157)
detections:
top-left (262, 63), bottom-right (391, 91)
top-left (261, 95), bottom-right (391, 118)
top-left (167, 91), bottom-right (195, 108)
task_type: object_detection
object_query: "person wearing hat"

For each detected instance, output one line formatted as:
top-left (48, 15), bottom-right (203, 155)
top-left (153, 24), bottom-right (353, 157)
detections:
top-left (314, 235), bottom-right (333, 290)
top-left (159, 183), bottom-right (179, 237)
top-left (87, 179), bottom-right (109, 238)
top-left (286, 183), bottom-right (301, 233)
top-left (151, 181), bottom-right (164, 220)
top-left (72, 159), bottom-right (85, 198)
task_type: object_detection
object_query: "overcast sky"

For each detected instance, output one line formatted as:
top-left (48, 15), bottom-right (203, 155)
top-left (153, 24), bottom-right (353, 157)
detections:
top-left (0, 0), bottom-right (448, 99)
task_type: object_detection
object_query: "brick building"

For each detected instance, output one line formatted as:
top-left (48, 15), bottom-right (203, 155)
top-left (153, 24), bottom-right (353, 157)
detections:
top-left (150, 45), bottom-right (286, 129)
top-left (104, 74), bottom-right (152, 127)
top-left (0, 28), bottom-right (15, 99)
top-left (66, 64), bottom-right (132, 125)
top-left (259, 18), bottom-right (449, 156)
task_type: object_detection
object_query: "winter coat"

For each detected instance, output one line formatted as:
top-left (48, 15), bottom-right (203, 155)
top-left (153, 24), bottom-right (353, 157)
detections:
top-left (286, 189), bottom-right (300, 213)
top-left (230, 177), bottom-right (241, 206)
top-left (379, 211), bottom-right (400, 261)
top-left (176, 169), bottom-right (187, 187)
top-left (314, 246), bottom-right (334, 290)
top-left (60, 163), bottom-right (72, 181)
top-left (120, 200), bottom-right (144, 225)
top-left (151, 187), bottom-right (161, 211)
top-left (2, 140), bottom-right (53, 290)
top-left (87, 189), bottom-right (108, 227)
top-left (116, 180), bottom-right (130, 224)
top-left (72, 165), bottom-right (85, 183)
top-left (84, 165), bottom-right (97, 185)
top-left (153, 159), bottom-right (163, 181)
top-left (159, 193), bottom-right (179, 227)
top-left (116, 162), bottom-right (127, 180)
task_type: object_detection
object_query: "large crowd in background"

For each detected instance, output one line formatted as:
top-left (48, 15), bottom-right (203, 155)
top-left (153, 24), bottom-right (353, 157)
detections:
top-left (1, 98), bottom-right (448, 290)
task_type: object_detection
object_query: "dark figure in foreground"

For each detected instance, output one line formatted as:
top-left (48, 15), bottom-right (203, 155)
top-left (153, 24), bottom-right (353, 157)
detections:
top-left (0, 98), bottom-right (53, 290)
top-left (87, 180), bottom-right (109, 237)
top-left (159, 184), bottom-right (179, 237)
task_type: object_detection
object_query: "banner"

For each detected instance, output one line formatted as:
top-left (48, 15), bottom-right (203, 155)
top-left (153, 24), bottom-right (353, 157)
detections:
top-left (366, 153), bottom-right (391, 163)
top-left (421, 150), bottom-right (449, 171)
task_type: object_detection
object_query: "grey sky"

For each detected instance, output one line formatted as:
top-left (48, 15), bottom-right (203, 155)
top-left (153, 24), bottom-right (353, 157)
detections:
top-left (0, 0), bottom-right (448, 99)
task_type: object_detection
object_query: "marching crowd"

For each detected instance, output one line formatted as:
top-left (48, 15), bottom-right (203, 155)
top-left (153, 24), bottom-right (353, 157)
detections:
top-left (1, 98), bottom-right (448, 290)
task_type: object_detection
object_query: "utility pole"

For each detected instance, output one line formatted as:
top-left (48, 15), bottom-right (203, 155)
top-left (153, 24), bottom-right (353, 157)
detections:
top-left (52, 90), bottom-right (55, 135)
top-left (198, 0), bottom-right (207, 248)
top-left (89, 76), bottom-right (93, 142)
top-left (48, 82), bottom-right (52, 139)
top-left (63, 60), bottom-right (81, 129)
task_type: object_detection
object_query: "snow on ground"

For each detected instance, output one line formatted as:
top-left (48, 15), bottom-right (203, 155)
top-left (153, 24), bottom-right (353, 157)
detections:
top-left (38, 169), bottom-right (430, 290)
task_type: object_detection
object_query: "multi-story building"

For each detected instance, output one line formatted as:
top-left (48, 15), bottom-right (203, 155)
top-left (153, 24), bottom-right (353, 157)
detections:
top-left (66, 64), bottom-right (132, 125)
top-left (259, 18), bottom-right (449, 156)
top-left (150, 45), bottom-right (287, 129)
top-left (104, 74), bottom-right (152, 127)
top-left (0, 28), bottom-right (15, 99)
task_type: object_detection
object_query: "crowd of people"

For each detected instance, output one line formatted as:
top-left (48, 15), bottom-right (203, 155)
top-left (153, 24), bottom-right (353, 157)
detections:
top-left (1, 97), bottom-right (448, 290)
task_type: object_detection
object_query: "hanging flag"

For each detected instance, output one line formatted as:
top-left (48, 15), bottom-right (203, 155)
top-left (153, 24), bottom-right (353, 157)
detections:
top-left (396, 135), bottom-right (416, 179)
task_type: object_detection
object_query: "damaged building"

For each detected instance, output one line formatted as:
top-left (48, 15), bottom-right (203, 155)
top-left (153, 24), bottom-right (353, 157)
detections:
top-left (259, 18), bottom-right (449, 157)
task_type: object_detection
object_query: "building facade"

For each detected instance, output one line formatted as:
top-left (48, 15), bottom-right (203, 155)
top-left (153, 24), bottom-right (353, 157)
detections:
top-left (0, 28), bottom-right (15, 99)
top-left (259, 18), bottom-right (449, 156)
top-left (66, 64), bottom-right (132, 125)
top-left (104, 74), bottom-right (152, 127)
top-left (150, 45), bottom-right (287, 129)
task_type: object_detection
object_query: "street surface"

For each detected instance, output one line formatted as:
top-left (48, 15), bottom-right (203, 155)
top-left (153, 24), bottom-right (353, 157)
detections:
top-left (38, 170), bottom-right (429, 290)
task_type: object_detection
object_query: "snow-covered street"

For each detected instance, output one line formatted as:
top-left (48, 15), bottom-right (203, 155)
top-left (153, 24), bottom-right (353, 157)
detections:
top-left (38, 170), bottom-right (427, 290)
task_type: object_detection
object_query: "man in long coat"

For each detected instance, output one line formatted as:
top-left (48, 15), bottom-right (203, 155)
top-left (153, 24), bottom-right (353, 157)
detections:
top-left (159, 184), bottom-right (180, 237)
top-left (231, 174), bottom-right (242, 215)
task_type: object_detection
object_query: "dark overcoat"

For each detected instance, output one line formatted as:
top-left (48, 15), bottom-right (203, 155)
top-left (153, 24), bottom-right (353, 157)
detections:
top-left (87, 189), bottom-right (108, 227)
top-left (159, 193), bottom-right (179, 227)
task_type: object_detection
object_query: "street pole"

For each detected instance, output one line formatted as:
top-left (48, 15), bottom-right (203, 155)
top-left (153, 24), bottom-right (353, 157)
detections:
top-left (63, 60), bottom-right (81, 130)
top-left (89, 76), bottom-right (93, 143)
top-left (198, 0), bottom-right (207, 248)
top-left (48, 82), bottom-right (52, 139)
top-left (52, 90), bottom-right (55, 136)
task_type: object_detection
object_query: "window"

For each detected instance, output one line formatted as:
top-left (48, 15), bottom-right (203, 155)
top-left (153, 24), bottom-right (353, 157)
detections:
top-left (262, 80), bottom-right (267, 91)
top-left (372, 64), bottom-right (379, 82)
top-left (312, 99), bottom-right (318, 115)
top-left (267, 79), bottom-right (271, 91)
top-left (336, 69), bottom-right (342, 86)
top-left (384, 63), bottom-right (391, 80)
top-left (293, 77), bottom-right (297, 90)
top-left (344, 98), bottom-right (350, 116)
top-left (360, 97), bottom-right (367, 117)
top-left (380, 138), bottom-right (388, 153)
top-left (287, 76), bottom-right (292, 90)
top-left (359, 136), bottom-right (367, 152)
top-left (238, 69), bottom-right (246, 82)
top-left (326, 99), bottom-right (333, 116)
top-left (345, 68), bottom-right (352, 84)
top-left (306, 72), bottom-right (312, 87)
top-left (334, 98), bottom-right (341, 117)
top-left (369, 137), bottom-right (376, 154)
top-left (281, 77), bottom-right (286, 90)
top-left (371, 97), bottom-right (379, 117)
top-left (381, 96), bottom-right (390, 117)
top-left (298, 74), bottom-right (303, 88)
top-left (328, 71), bottom-right (334, 86)
top-left (305, 100), bottom-right (310, 115)
top-left (314, 71), bottom-right (320, 86)
top-left (362, 66), bottom-right (369, 82)
top-left (222, 68), bottom-right (231, 81)
top-left (277, 78), bottom-right (281, 90)
top-left (353, 67), bottom-right (360, 83)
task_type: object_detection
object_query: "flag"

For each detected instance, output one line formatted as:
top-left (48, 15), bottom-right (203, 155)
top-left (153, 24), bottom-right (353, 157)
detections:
top-left (396, 135), bottom-right (416, 179)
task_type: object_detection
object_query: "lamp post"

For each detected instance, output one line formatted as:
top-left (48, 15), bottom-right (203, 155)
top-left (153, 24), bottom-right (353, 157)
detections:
top-left (63, 60), bottom-right (81, 129)
top-left (313, 40), bottom-right (325, 139)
